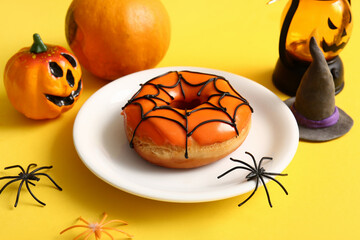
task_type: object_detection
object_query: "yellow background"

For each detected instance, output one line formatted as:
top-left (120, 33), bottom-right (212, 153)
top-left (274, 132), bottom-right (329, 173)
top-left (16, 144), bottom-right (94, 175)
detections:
top-left (0, 0), bottom-right (359, 239)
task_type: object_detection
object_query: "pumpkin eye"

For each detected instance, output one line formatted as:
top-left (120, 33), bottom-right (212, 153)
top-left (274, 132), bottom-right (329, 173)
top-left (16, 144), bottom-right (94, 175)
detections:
top-left (61, 53), bottom-right (77, 68)
top-left (328, 18), bottom-right (338, 30)
top-left (66, 69), bottom-right (75, 88)
top-left (49, 62), bottom-right (64, 78)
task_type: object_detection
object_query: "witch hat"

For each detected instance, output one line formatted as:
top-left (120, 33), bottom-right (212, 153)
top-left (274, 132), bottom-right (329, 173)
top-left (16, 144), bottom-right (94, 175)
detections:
top-left (284, 37), bottom-right (353, 142)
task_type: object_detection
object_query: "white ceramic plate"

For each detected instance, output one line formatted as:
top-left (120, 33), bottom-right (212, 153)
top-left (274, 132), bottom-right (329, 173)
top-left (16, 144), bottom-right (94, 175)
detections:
top-left (73, 66), bottom-right (299, 203)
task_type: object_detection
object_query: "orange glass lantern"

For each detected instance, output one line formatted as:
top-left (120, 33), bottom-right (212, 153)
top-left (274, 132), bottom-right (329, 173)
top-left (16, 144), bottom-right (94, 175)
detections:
top-left (272, 0), bottom-right (352, 96)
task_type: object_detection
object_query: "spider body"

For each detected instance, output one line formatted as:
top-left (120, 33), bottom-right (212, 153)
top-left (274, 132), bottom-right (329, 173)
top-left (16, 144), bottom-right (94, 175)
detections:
top-left (60, 212), bottom-right (133, 240)
top-left (0, 163), bottom-right (62, 207)
top-left (218, 152), bottom-right (288, 207)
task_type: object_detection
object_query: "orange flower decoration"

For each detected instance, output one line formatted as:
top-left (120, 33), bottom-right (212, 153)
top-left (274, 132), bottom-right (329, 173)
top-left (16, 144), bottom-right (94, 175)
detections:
top-left (60, 213), bottom-right (133, 239)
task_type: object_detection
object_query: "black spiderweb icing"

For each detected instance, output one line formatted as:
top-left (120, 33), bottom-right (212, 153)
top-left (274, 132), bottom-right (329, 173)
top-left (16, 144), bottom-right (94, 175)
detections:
top-left (122, 71), bottom-right (253, 159)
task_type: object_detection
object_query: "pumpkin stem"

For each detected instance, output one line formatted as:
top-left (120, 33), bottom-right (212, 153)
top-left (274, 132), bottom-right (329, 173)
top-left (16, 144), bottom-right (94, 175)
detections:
top-left (30, 33), bottom-right (48, 53)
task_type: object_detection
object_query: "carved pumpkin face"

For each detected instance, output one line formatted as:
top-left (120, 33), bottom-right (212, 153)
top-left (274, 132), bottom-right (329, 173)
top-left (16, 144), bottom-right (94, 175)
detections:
top-left (282, 0), bottom-right (352, 62)
top-left (4, 34), bottom-right (82, 119)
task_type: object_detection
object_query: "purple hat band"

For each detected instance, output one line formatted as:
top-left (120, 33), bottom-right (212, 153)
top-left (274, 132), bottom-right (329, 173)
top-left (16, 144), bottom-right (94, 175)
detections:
top-left (290, 104), bottom-right (339, 129)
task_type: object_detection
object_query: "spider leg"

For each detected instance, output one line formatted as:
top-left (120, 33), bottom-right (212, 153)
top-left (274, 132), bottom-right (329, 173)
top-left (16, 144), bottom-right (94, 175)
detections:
top-left (217, 166), bottom-right (252, 179)
top-left (25, 180), bottom-right (46, 206)
top-left (60, 225), bottom-right (92, 234)
top-left (94, 230), bottom-right (102, 240)
top-left (245, 171), bottom-right (258, 180)
top-left (0, 176), bottom-right (19, 180)
top-left (102, 227), bottom-right (133, 238)
top-left (75, 229), bottom-right (93, 240)
top-left (258, 175), bottom-right (272, 208)
top-left (238, 176), bottom-right (259, 207)
top-left (245, 152), bottom-right (258, 170)
top-left (26, 163), bottom-right (37, 173)
top-left (14, 179), bottom-right (25, 207)
top-left (0, 178), bottom-right (21, 194)
top-left (84, 230), bottom-right (96, 240)
top-left (258, 157), bottom-right (273, 169)
top-left (27, 180), bottom-right (37, 186)
top-left (79, 216), bottom-right (90, 225)
top-left (101, 230), bottom-right (115, 240)
top-left (29, 166), bottom-right (53, 174)
top-left (32, 173), bottom-right (62, 191)
top-left (4, 165), bottom-right (25, 173)
top-left (101, 219), bottom-right (129, 227)
top-left (229, 158), bottom-right (255, 171)
top-left (263, 174), bottom-right (289, 195)
top-left (264, 172), bottom-right (288, 176)
top-left (99, 212), bottom-right (109, 225)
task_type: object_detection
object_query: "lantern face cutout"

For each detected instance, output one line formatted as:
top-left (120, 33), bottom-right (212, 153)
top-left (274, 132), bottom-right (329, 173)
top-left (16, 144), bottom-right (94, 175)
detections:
top-left (272, 0), bottom-right (352, 96)
top-left (282, 0), bottom-right (352, 62)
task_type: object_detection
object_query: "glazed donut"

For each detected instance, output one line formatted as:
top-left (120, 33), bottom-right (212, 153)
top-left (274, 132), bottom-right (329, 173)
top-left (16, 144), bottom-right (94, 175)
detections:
top-left (121, 70), bottom-right (253, 168)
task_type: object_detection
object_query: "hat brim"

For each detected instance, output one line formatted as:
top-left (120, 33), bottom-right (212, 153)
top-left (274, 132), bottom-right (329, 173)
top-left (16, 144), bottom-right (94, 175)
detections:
top-left (284, 97), bottom-right (353, 142)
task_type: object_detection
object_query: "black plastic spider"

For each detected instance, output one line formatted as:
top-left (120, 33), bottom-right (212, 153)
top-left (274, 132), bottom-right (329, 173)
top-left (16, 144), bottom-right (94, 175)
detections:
top-left (0, 163), bottom-right (62, 207)
top-left (217, 152), bottom-right (288, 207)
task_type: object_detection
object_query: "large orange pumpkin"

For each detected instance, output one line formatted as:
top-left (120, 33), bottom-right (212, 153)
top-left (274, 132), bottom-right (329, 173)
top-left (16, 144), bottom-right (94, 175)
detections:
top-left (4, 34), bottom-right (82, 120)
top-left (65, 0), bottom-right (171, 80)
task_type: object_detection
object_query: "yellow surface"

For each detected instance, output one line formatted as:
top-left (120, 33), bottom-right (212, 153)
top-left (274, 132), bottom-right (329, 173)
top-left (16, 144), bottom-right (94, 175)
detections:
top-left (0, 0), bottom-right (359, 239)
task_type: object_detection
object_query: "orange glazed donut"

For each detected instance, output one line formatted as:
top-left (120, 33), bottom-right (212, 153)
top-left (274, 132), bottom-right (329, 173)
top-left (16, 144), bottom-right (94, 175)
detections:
top-left (121, 71), bottom-right (253, 168)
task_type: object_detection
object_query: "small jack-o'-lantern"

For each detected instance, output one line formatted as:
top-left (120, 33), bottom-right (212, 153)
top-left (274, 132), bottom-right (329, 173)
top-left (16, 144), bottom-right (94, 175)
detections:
top-left (4, 33), bottom-right (82, 119)
top-left (271, 0), bottom-right (353, 96)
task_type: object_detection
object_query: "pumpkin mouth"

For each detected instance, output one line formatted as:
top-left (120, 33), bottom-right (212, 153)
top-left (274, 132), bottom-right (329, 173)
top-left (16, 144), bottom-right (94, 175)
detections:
top-left (321, 38), bottom-right (348, 53)
top-left (45, 80), bottom-right (82, 107)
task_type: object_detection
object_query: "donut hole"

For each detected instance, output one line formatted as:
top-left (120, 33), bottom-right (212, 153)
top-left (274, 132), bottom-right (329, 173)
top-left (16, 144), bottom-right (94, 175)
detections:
top-left (170, 99), bottom-right (202, 110)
